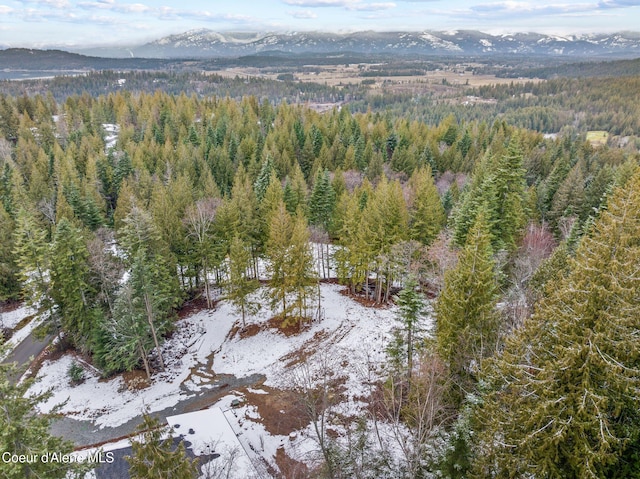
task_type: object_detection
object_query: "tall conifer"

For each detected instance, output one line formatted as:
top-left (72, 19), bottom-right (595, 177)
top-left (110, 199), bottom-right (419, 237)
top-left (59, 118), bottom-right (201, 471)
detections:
top-left (473, 169), bottom-right (640, 478)
top-left (435, 208), bottom-right (499, 405)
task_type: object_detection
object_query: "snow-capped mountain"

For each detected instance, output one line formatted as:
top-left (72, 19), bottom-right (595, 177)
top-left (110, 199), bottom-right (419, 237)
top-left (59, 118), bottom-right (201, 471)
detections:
top-left (84, 29), bottom-right (640, 59)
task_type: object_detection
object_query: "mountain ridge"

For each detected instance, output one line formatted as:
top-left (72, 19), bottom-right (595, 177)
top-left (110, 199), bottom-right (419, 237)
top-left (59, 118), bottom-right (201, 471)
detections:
top-left (69, 29), bottom-right (640, 59)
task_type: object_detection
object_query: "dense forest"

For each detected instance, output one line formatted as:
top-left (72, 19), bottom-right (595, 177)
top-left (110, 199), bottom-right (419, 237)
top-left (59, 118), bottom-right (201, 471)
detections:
top-left (0, 69), bottom-right (639, 478)
top-left (5, 69), bottom-right (640, 141)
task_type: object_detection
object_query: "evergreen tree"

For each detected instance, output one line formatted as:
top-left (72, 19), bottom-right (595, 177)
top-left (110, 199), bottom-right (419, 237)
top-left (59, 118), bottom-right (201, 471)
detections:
top-left (126, 413), bottom-right (198, 479)
top-left (128, 247), bottom-right (173, 372)
top-left (0, 203), bottom-right (20, 300)
top-left (473, 169), bottom-right (640, 478)
top-left (50, 218), bottom-right (96, 350)
top-left (254, 155), bottom-right (275, 201)
top-left (13, 209), bottom-right (60, 340)
top-left (491, 137), bottom-right (528, 249)
top-left (225, 235), bottom-right (260, 327)
top-left (408, 166), bottom-right (446, 246)
top-left (334, 190), bottom-right (372, 296)
top-left (99, 283), bottom-right (154, 378)
top-left (387, 276), bottom-right (427, 385)
top-left (453, 139), bottom-right (527, 251)
top-left (265, 202), bottom-right (293, 321)
top-left (0, 348), bottom-right (87, 479)
top-left (99, 244), bottom-right (175, 377)
top-left (365, 177), bottom-right (409, 303)
top-left (308, 169), bottom-right (336, 232)
top-left (435, 209), bottom-right (499, 406)
top-left (286, 211), bottom-right (318, 325)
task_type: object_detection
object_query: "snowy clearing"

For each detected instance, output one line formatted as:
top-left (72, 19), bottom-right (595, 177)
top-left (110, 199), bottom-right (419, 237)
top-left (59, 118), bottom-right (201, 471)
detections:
top-left (31, 283), bottom-right (429, 475)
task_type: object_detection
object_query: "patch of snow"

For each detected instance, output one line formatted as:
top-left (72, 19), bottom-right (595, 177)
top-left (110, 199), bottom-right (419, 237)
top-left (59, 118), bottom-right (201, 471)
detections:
top-left (30, 353), bottom-right (192, 428)
top-left (101, 123), bottom-right (119, 152)
top-left (167, 407), bottom-right (258, 478)
top-left (1, 304), bottom-right (36, 331)
top-left (419, 32), bottom-right (462, 52)
top-left (31, 282), bottom-right (433, 474)
top-left (1, 309), bottom-right (42, 360)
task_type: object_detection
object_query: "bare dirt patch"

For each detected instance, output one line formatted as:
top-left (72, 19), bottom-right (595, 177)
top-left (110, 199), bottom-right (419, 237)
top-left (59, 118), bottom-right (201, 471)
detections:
top-left (275, 446), bottom-right (310, 479)
top-left (239, 323), bottom-right (261, 339)
top-left (241, 386), bottom-right (309, 437)
top-left (122, 369), bottom-right (151, 391)
top-left (338, 286), bottom-right (391, 309)
top-left (265, 316), bottom-right (310, 337)
top-left (177, 295), bottom-right (210, 319)
top-left (280, 330), bottom-right (331, 369)
top-left (0, 300), bottom-right (22, 314)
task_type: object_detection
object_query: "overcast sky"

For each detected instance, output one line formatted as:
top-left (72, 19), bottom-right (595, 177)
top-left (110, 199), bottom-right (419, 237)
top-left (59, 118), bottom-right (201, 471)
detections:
top-left (1, 0), bottom-right (639, 48)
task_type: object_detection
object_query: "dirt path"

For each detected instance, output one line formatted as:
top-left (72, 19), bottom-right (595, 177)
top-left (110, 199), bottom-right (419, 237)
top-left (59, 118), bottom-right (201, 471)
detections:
top-left (2, 332), bottom-right (53, 384)
top-left (51, 373), bottom-right (265, 448)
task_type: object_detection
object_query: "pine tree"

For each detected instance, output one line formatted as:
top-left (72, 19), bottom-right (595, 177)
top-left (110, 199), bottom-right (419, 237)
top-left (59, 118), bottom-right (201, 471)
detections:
top-left (473, 169), bottom-right (640, 478)
top-left (309, 169), bottom-right (336, 232)
top-left (0, 203), bottom-right (20, 300)
top-left (435, 209), bottom-right (499, 406)
top-left (50, 218), bottom-right (96, 350)
top-left (286, 210), bottom-right (318, 326)
top-left (265, 202), bottom-right (293, 321)
top-left (0, 348), bottom-right (87, 479)
top-left (126, 413), bottom-right (198, 479)
top-left (226, 235), bottom-right (260, 327)
top-left (254, 155), bottom-right (275, 201)
top-left (13, 209), bottom-right (60, 340)
top-left (387, 276), bottom-right (427, 385)
top-left (408, 166), bottom-right (446, 246)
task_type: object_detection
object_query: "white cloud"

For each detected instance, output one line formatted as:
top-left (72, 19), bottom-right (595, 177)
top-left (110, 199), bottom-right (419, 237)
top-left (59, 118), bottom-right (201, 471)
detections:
top-left (288, 9), bottom-right (319, 17)
top-left (465, 1), bottom-right (609, 17)
top-left (78, 0), bottom-right (150, 13)
top-left (348, 2), bottom-right (396, 10)
top-left (599, 0), bottom-right (640, 7)
top-left (283, 0), bottom-right (359, 6)
top-left (18, 0), bottom-right (70, 8)
top-left (0, 5), bottom-right (14, 14)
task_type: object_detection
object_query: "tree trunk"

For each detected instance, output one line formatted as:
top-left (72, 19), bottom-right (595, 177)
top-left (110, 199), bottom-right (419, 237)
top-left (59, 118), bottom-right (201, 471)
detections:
top-left (138, 343), bottom-right (151, 379)
top-left (144, 292), bottom-right (165, 371)
top-left (203, 258), bottom-right (212, 309)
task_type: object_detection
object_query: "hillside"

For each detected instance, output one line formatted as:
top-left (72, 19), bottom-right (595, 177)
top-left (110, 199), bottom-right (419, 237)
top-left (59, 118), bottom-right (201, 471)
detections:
top-left (0, 48), bottom-right (175, 71)
top-left (72, 29), bottom-right (640, 59)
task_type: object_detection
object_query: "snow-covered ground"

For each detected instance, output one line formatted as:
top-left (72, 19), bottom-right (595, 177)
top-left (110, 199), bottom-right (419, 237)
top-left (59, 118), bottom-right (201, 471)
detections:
top-left (1, 304), bottom-right (35, 331)
top-left (30, 283), bottom-right (421, 475)
top-left (0, 305), bottom-right (40, 361)
top-left (102, 123), bottom-right (119, 151)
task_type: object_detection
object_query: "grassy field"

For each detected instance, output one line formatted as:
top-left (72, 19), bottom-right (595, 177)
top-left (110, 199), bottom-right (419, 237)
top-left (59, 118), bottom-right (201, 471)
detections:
top-left (212, 62), bottom-right (543, 94)
top-left (586, 130), bottom-right (609, 147)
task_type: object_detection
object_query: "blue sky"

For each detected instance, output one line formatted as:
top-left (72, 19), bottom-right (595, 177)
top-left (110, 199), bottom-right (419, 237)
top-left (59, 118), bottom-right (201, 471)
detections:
top-left (1, 0), bottom-right (639, 48)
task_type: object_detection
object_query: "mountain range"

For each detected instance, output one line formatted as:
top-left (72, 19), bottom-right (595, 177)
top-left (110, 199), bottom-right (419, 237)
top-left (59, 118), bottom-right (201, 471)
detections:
top-left (72, 29), bottom-right (640, 59)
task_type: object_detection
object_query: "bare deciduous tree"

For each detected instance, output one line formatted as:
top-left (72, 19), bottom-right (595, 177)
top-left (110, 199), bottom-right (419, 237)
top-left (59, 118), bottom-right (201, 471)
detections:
top-left (381, 353), bottom-right (452, 478)
top-left (287, 351), bottom-right (342, 478)
top-left (184, 197), bottom-right (221, 309)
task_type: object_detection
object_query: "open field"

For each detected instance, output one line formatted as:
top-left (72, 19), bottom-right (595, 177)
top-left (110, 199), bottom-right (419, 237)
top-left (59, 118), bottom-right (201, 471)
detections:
top-left (586, 130), bottom-right (609, 146)
top-left (212, 62), bottom-right (544, 93)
